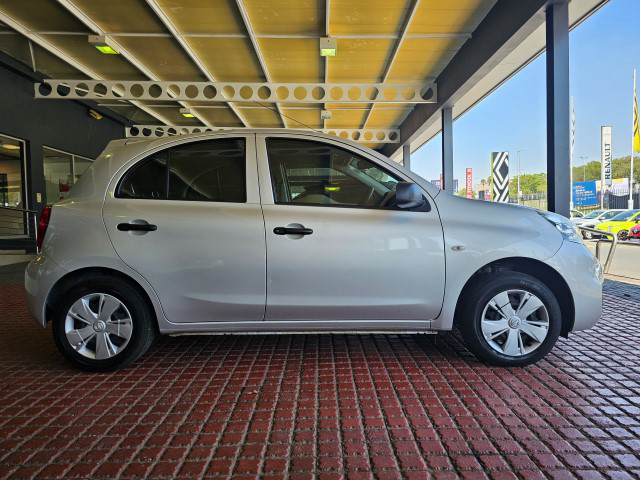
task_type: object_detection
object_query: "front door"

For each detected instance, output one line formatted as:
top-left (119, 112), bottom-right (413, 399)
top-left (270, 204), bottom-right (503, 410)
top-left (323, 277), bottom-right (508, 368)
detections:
top-left (257, 135), bottom-right (445, 323)
top-left (103, 135), bottom-right (266, 323)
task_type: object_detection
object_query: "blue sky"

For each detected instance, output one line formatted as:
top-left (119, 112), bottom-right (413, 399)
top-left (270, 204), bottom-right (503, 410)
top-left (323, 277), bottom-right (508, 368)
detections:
top-left (411, 0), bottom-right (640, 186)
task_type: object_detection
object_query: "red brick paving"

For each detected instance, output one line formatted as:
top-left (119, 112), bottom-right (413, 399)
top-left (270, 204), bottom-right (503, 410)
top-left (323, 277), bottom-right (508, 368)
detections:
top-left (1, 278), bottom-right (640, 479)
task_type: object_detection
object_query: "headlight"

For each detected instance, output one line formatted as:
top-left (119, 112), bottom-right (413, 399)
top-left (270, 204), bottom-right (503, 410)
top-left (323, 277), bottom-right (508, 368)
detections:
top-left (537, 211), bottom-right (582, 243)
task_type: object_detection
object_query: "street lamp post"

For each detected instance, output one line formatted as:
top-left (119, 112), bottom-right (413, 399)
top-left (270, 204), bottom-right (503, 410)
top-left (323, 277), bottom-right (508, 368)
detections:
top-left (517, 150), bottom-right (525, 204)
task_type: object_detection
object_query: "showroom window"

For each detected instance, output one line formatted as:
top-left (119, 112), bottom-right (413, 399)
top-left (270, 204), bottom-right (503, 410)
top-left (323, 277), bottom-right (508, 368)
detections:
top-left (266, 138), bottom-right (401, 208)
top-left (118, 138), bottom-right (246, 203)
top-left (43, 147), bottom-right (93, 203)
top-left (0, 134), bottom-right (26, 208)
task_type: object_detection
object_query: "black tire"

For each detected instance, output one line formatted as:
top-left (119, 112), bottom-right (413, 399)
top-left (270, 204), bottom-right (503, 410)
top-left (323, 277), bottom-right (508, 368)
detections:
top-left (582, 231), bottom-right (593, 240)
top-left (617, 230), bottom-right (629, 241)
top-left (457, 272), bottom-right (562, 367)
top-left (52, 276), bottom-right (156, 372)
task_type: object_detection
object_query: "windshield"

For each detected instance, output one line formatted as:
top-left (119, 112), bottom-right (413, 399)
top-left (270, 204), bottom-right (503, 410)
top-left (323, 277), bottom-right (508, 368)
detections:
top-left (602, 210), bottom-right (621, 219)
top-left (582, 210), bottom-right (604, 219)
top-left (611, 210), bottom-right (639, 221)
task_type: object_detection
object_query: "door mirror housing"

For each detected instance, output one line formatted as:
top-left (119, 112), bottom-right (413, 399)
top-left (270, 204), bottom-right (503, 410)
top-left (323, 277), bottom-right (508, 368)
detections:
top-left (396, 182), bottom-right (425, 209)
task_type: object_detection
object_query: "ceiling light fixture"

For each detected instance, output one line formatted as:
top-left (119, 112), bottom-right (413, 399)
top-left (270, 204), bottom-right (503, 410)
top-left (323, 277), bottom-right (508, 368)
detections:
top-left (1, 144), bottom-right (20, 150)
top-left (180, 108), bottom-right (195, 118)
top-left (321, 110), bottom-right (332, 120)
top-left (88, 35), bottom-right (119, 55)
top-left (320, 37), bottom-right (337, 57)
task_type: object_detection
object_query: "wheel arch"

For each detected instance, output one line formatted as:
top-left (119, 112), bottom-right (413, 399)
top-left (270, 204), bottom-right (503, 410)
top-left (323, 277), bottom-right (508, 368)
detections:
top-left (453, 257), bottom-right (575, 337)
top-left (45, 267), bottom-right (158, 330)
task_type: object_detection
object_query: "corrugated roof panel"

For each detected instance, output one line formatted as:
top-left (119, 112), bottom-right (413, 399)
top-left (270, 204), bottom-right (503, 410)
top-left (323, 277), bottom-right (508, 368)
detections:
top-left (246, 0), bottom-right (324, 35)
top-left (69, 0), bottom-right (167, 34)
top-left (280, 108), bottom-right (323, 129)
top-left (324, 109), bottom-right (367, 128)
top-left (0, 0), bottom-right (89, 32)
top-left (408, 0), bottom-right (496, 34)
top-left (190, 107), bottom-right (245, 127)
top-left (386, 37), bottom-right (467, 82)
top-left (185, 37), bottom-right (264, 82)
top-left (235, 106), bottom-right (282, 127)
top-left (155, 0), bottom-right (245, 34)
top-left (257, 38), bottom-right (323, 83)
top-left (329, 38), bottom-right (394, 83)
top-left (330, 0), bottom-right (408, 35)
top-left (365, 104), bottom-right (409, 128)
top-left (115, 36), bottom-right (207, 81)
top-left (39, 34), bottom-right (147, 80)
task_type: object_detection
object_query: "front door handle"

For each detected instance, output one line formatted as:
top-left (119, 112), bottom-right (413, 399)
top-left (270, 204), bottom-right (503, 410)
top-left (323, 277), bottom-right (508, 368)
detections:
top-left (273, 226), bottom-right (313, 236)
top-left (117, 222), bottom-right (157, 232)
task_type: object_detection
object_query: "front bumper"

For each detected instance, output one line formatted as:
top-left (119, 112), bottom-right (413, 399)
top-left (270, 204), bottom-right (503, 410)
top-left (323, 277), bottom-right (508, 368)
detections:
top-left (544, 240), bottom-right (603, 332)
top-left (24, 254), bottom-right (67, 327)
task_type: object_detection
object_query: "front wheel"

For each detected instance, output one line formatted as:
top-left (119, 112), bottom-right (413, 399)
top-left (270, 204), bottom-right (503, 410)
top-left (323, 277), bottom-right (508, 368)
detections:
top-left (457, 272), bottom-right (562, 367)
top-left (617, 230), bottom-right (629, 241)
top-left (52, 277), bottom-right (156, 371)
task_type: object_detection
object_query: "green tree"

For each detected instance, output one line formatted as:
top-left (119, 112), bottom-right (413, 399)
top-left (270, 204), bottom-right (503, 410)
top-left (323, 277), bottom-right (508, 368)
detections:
top-left (572, 155), bottom-right (640, 183)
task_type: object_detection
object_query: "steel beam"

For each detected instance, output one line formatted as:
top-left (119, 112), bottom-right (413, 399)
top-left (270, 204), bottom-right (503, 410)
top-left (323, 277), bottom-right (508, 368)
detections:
top-left (35, 80), bottom-right (437, 104)
top-left (380, 0), bottom-right (551, 158)
top-left (403, 144), bottom-right (411, 170)
top-left (234, 0), bottom-right (286, 127)
top-left (56, 0), bottom-right (213, 128)
top-left (0, 10), bottom-right (174, 126)
top-left (361, 0), bottom-right (422, 130)
top-left (546, 0), bottom-right (570, 217)
top-left (441, 107), bottom-right (454, 193)
top-left (144, 0), bottom-right (250, 127)
top-left (125, 125), bottom-right (401, 143)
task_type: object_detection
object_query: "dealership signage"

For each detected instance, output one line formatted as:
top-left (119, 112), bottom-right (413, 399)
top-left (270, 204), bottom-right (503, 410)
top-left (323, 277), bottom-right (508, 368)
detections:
top-left (601, 126), bottom-right (612, 186)
top-left (465, 168), bottom-right (473, 198)
top-left (491, 152), bottom-right (509, 203)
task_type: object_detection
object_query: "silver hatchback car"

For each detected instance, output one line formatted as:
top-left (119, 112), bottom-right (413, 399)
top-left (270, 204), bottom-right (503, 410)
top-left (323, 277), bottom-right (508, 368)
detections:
top-left (26, 130), bottom-right (603, 371)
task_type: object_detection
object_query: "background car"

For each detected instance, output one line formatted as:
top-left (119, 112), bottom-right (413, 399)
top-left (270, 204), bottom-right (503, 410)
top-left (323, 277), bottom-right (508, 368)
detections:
top-left (573, 209), bottom-right (625, 239)
top-left (25, 131), bottom-right (603, 371)
top-left (570, 209), bottom-right (584, 219)
top-left (594, 209), bottom-right (640, 241)
top-left (629, 224), bottom-right (640, 242)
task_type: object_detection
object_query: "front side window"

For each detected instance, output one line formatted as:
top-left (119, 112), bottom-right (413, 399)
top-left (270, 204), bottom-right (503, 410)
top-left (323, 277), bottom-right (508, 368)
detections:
top-left (266, 138), bottom-right (401, 208)
top-left (118, 138), bottom-right (246, 202)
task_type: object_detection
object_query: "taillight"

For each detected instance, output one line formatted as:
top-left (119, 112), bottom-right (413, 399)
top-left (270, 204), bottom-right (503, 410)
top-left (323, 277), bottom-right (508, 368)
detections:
top-left (36, 205), bottom-right (52, 252)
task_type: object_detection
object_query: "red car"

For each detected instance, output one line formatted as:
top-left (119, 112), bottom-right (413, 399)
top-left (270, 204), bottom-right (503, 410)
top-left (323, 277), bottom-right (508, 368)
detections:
top-left (629, 224), bottom-right (640, 242)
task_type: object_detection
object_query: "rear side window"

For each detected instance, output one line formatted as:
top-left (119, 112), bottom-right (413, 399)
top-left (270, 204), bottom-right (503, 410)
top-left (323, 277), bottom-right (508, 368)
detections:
top-left (118, 151), bottom-right (167, 199)
top-left (117, 138), bottom-right (246, 202)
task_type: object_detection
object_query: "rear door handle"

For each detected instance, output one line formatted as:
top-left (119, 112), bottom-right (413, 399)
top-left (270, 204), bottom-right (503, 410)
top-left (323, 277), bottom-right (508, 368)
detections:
top-left (117, 222), bottom-right (157, 232)
top-left (273, 226), bottom-right (313, 236)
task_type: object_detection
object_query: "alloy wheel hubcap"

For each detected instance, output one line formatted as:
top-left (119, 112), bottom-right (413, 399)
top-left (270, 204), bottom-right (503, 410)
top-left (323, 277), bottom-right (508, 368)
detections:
top-left (480, 289), bottom-right (549, 357)
top-left (64, 293), bottom-right (133, 360)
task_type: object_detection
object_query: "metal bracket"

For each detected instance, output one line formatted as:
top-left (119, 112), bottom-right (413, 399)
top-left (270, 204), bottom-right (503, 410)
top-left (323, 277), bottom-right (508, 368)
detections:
top-left (35, 80), bottom-right (437, 104)
top-left (125, 126), bottom-right (401, 143)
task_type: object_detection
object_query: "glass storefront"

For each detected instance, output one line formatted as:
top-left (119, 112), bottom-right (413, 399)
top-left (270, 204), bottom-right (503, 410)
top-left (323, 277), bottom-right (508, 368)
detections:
top-left (0, 135), bottom-right (26, 209)
top-left (43, 147), bottom-right (93, 203)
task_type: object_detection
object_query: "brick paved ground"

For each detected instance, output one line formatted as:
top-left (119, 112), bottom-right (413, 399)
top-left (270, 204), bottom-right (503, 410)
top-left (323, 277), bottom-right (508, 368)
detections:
top-left (1, 265), bottom-right (639, 479)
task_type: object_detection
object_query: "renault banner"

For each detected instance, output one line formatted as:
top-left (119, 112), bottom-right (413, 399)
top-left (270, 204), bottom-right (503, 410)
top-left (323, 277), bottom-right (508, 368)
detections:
top-left (601, 126), bottom-right (612, 186)
top-left (491, 152), bottom-right (509, 202)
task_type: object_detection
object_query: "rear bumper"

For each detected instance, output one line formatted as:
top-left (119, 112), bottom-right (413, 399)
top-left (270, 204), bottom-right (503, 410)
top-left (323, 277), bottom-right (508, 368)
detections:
top-left (544, 240), bottom-right (603, 332)
top-left (24, 254), bottom-right (66, 327)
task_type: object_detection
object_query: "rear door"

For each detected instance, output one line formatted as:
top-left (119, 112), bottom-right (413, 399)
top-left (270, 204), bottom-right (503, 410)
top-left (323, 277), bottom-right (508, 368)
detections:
top-left (103, 134), bottom-right (266, 323)
top-left (257, 134), bottom-right (445, 323)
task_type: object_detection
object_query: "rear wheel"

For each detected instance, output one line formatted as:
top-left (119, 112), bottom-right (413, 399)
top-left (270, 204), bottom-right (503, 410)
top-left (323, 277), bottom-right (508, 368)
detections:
top-left (617, 230), bottom-right (629, 241)
top-left (457, 272), bottom-right (562, 367)
top-left (52, 277), bottom-right (156, 371)
top-left (582, 230), bottom-right (593, 240)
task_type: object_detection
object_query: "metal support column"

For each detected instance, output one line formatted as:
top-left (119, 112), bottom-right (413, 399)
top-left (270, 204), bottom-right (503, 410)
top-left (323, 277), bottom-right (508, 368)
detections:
top-left (403, 144), bottom-right (411, 170)
top-left (441, 107), bottom-right (454, 193)
top-left (546, 0), bottom-right (570, 217)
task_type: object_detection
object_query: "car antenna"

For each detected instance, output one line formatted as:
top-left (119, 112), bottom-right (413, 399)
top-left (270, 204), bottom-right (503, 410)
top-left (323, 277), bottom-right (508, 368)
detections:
top-left (251, 99), bottom-right (323, 133)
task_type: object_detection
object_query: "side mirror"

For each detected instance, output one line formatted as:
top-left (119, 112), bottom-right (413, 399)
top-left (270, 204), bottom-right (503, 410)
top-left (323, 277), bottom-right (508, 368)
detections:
top-left (396, 182), bottom-right (425, 209)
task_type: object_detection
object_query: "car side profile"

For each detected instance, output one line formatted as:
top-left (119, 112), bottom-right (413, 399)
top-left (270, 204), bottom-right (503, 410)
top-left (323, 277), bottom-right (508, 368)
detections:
top-left (25, 130), bottom-right (603, 371)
